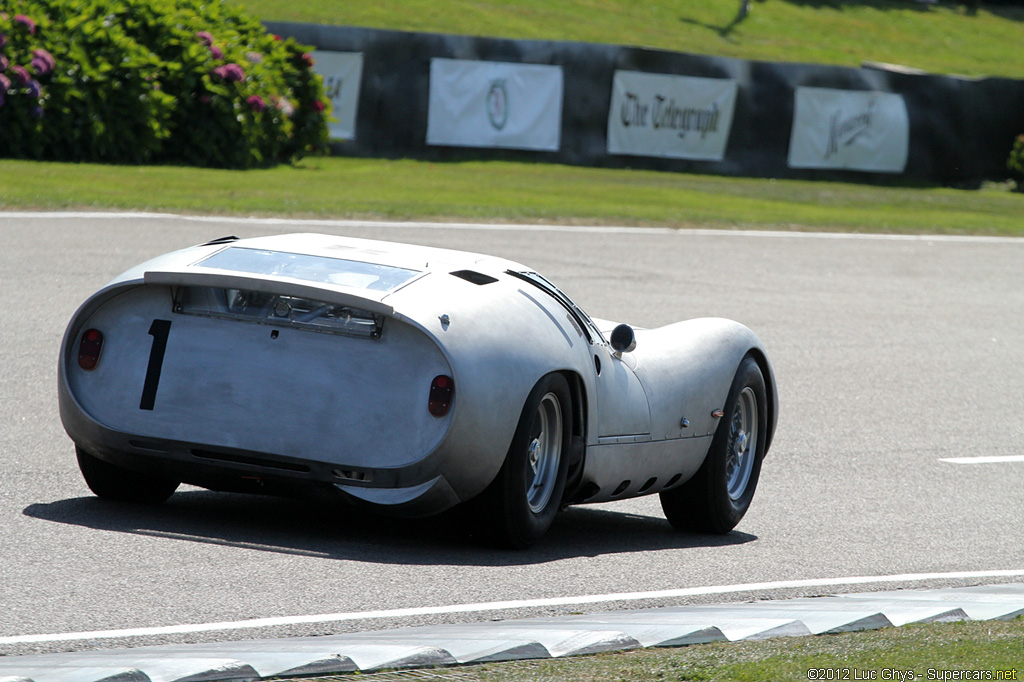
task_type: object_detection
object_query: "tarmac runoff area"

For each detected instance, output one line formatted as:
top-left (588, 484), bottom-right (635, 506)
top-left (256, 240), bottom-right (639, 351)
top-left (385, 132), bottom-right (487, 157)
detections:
top-left (0, 583), bottom-right (1022, 682)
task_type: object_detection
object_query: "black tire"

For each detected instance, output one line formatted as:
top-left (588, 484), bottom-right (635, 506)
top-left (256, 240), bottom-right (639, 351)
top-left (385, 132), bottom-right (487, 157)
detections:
top-left (660, 356), bottom-right (767, 534)
top-left (76, 446), bottom-right (179, 504)
top-left (477, 373), bottom-right (572, 549)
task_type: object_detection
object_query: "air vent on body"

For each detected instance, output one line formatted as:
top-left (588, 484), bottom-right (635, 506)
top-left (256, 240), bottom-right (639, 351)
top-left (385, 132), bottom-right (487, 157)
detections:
top-left (450, 270), bottom-right (498, 285)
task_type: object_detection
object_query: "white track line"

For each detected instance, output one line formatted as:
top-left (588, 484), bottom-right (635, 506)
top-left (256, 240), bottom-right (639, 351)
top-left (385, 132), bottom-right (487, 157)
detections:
top-left (2, 211), bottom-right (1024, 244)
top-left (2, 569), bottom-right (1022, 645)
top-left (940, 455), bottom-right (1024, 464)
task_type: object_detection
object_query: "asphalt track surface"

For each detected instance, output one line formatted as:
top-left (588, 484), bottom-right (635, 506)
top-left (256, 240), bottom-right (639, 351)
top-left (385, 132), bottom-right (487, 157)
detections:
top-left (1, 213), bottom-right (1022, 659)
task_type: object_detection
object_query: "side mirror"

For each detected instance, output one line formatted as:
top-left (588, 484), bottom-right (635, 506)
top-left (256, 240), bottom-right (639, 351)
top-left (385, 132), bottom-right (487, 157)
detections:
top-left (610, 324), bottom-right (637, 354)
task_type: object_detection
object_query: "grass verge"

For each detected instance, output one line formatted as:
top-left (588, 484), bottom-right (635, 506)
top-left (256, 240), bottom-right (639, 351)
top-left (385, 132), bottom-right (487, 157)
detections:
top-left (233, 0), bottom-right (1024, 79)
top-left (281, 619), bottom-right (1023, 681)
top-left (2, 158), bottom-right (1022, 236)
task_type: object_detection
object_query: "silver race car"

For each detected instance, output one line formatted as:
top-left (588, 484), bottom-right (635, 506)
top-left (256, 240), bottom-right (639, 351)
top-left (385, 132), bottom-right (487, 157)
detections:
top-left (60, 233), bottom-right (778, 547)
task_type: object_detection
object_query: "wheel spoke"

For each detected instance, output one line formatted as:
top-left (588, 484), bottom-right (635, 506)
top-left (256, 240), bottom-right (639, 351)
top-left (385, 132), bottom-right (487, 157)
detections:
top-left (526, 392), bottom-right (562, 514)
top-left (725, 387), bottom-right (758, 501)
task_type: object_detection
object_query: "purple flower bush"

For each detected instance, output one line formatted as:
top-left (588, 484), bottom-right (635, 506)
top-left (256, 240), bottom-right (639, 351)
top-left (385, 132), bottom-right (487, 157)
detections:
top-left (0, 0), bottom-right (330, 167)
top-left (30, 48), bottom-right (53, 76)
top-left (246, 94), bottom-right (266, 112)
top-left (0, 11), bottom-right (52, 132)
top-left (13, 15), bottom-right (36, 35)
top-left (10, 64), bottom-right (30, 86)
top-left (175, 15), bottom-right (330, 167)
top-left (211, 63), bottom-right (245, 83)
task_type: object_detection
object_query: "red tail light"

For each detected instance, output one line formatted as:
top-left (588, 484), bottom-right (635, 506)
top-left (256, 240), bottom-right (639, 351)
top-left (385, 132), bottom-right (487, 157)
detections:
top-left (428, 375), bottom-right (454, 417)
top-left (78, 328), bottom-right (104, 370)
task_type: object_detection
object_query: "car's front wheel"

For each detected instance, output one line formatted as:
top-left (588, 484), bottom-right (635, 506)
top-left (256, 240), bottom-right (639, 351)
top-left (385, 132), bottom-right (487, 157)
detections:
top-left (660, 356), bottom-right (767, 534)
top-left (476, 373), bottom-right (572, 549)
top-left (76, 446), bottom-right (179, 504)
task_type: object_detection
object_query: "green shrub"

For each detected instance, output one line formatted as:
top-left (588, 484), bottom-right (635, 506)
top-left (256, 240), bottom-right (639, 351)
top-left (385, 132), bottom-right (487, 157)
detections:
top-left (0, 0), bottom-right (329, 167)
top-left (1008, 134), bottom-right (1024, 192)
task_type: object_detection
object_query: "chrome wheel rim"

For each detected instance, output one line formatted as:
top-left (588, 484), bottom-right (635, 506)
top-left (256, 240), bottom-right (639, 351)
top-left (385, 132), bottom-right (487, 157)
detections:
top-left (526, 392), bottom-right (562, 514)
top-left (725, 386), bottom-right (758, 501)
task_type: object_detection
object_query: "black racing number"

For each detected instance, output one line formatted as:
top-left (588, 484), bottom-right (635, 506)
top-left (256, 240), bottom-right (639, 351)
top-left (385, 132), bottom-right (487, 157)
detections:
top-left (140, 319), bottom-right (172, 411)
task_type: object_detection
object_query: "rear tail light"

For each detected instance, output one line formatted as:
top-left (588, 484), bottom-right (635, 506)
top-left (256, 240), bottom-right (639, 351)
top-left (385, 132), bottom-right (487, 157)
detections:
top-left (428, 375), bottom-right (454, 417)
top-left (78, 329), bottom-right (104, 370)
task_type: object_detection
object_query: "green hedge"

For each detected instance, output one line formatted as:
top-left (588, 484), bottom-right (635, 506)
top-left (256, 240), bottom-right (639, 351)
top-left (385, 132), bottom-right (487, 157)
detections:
top-left (1009, 134), bottom-right (1024, 192)
top-left (0, 0), bottom-right (329, 168)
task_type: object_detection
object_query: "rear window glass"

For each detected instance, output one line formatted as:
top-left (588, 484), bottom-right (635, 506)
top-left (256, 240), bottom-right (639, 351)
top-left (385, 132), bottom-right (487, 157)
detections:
top-left (198, 247), bottom-right (420, 292)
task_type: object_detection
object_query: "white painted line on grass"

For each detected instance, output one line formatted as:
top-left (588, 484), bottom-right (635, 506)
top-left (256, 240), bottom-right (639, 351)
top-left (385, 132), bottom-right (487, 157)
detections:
top-left (2, 211), bottom-right (1024, 244)
top-left (2, 569), bottom-right (1022, 646)
top-left (940, 455), bottom-right (1024, 464)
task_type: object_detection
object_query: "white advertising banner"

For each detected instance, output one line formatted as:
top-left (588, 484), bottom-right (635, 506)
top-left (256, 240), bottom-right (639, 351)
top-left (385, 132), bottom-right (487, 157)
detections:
top-left (427, 58), bottom-right (563, 151)
top-left (312, 51), bottom-right (364, 141)
top-left (607, 71), bottom-right (737, 161)
top-left (788, 87), bottom-right (909, 173)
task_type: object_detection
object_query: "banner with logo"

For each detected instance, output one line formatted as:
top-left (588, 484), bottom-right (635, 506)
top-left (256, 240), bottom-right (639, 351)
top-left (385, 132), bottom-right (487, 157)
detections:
top-left (312, 51), bottom-right (364, 140)
top-left (427, 58), bottom-right (563, 151)
top-left (788, 87), bottom-right (909, 173)
top-left (607, 71), bottom-right (737, 161)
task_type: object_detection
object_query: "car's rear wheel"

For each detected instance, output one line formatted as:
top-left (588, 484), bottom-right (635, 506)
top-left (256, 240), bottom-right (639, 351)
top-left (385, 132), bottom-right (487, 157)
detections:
top-left (477, 373), bottom-right (571, 549)
top-left (660, 356), bottom-right (767, 534)
top-left (76, 446), bottom-right (179, 504)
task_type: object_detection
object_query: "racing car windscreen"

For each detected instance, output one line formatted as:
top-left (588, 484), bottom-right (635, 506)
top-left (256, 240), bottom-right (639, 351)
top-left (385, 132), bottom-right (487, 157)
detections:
top-left (196, 247), bottom-right (420, 292)
top-left (173, 286), bottom-right (384, 339)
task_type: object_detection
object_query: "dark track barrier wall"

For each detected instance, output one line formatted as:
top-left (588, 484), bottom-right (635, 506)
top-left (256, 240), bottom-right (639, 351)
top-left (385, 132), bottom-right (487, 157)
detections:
top-left (268, 21), bottom-right (1024, 186)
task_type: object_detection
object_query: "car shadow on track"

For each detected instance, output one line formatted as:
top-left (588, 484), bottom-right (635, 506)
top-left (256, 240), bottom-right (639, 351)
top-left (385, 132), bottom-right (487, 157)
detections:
top-left (23, 490), bottom-right (756, 566)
